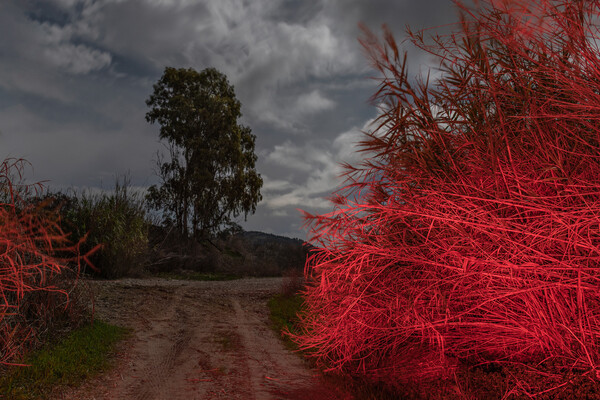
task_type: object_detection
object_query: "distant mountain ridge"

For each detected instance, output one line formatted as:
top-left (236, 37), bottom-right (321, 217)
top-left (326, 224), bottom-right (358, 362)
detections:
top-left (235, 230), bottom-right (305, 246)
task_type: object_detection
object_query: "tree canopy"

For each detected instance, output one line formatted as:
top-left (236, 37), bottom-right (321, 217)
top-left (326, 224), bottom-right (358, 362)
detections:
top-left (145, 67), bottom-right (262, 239)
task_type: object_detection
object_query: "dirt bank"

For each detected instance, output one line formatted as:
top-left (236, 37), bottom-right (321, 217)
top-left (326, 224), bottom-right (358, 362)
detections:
top-left (55, 277), bottom-right (352, 400)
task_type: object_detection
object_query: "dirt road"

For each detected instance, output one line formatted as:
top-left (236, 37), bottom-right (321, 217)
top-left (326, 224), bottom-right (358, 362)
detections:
top-left (57, 277), bottom-right (352, 400)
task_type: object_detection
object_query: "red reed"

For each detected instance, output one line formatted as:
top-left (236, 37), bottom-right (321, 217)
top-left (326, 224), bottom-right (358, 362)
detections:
top-left (0, 158), bottom-right (98, 366)
top-left (295, 1), bottom-right (600, 396)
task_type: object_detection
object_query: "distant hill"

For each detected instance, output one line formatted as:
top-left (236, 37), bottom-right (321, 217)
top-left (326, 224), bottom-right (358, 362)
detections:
top-left (224, 230), bottom-right (310, 275)
top-left (235, 231), bottom-right (305, 246)
top-left (147, 225), bottom-right (313, 276)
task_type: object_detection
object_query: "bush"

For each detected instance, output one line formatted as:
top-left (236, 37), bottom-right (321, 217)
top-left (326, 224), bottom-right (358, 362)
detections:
top-left (0, 320), bottom-right (129, 400)
top-left (46, 176), bottom-right (150, 279)
top-left (0, 158), bottom-right (95, 367)
top-left (295, 1), bottom-right (600, 398)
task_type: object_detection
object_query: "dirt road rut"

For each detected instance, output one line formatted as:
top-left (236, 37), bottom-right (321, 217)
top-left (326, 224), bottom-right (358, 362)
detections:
top-left (57, 277), bottom-right (351, 400)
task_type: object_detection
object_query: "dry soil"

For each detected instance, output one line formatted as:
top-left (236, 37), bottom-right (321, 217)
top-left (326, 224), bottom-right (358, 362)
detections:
top-left (55, 277), bottom-right (352, 400)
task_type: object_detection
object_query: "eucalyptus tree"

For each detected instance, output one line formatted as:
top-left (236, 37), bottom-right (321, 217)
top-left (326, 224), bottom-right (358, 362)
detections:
top-left (146, 67), bottom-right (262, 239)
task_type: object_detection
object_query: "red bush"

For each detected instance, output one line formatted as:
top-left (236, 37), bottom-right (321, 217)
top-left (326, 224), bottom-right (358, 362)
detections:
top-left (295, 0), bottom-right (600, 396)
top-left (0, 158), bottom-right (97, 366)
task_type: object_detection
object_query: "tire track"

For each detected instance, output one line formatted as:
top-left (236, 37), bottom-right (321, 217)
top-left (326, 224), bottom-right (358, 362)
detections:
top-left (231, 297), bottom-right (352, 400)
top-left (123, 285), bottom-right (191, 399)
top-left (56, 278), bottom-right (352, 400)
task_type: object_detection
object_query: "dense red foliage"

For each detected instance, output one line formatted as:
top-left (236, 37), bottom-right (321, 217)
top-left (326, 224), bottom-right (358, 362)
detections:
top-left (0, 159), bottom-right (96, 366)
top-left (296, 0), bottom-right (600, 396)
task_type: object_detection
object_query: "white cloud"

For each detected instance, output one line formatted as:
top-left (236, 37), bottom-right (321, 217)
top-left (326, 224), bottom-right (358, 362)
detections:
top-left (0, 2), bottom-right (113, 102)
top-left (271, 209), bottom-right (289, 217)
top-left (266, 141), bottom-right (321, 173)
top-left (262, 178), bottom-right (294, 192)
top-left (261, 117), bottom-right (375, 213)
top-left (36, 19), bottom-right (112, 75)
top-left (247, 89), bottom-right (337, 134)
top-left (262, 149), bottom-right (336, 211)
top-left (266, 191), bottom-right (331, 210)
top-left (90, 0), bottom-right (361, 132)
top-left (232, 15), bottom-right (360, 130)
top-left (296, 90), bottom-right (336, 115)
top-left (43, 43), bottom-right (112, 74)
top-left (333, 128), bottom-right (367, 165)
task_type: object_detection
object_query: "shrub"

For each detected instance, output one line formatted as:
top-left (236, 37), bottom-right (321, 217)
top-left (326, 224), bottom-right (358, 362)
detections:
top-left (50, 176), bottom-right (149, 279)
top-left (0, 320), bottom-right (129, 400)
top-left (0, 158), bottom-right (96, 366)
top-left (295, 1), bottom-right (600, 397)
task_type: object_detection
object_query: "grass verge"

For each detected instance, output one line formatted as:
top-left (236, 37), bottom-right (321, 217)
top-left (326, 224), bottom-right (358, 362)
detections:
top-left (267, 292), bottom-right (399, 399)
top-left (0, 320), bottom-right (130, 400)
top-left (267, 293), bottom-right (600, 399)
top-left (267, 293), bottom-right (304, 350)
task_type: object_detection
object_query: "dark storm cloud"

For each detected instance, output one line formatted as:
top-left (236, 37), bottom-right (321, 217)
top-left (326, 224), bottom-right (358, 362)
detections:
top-left (0, 0), bottom-right (466, 239)
top-left (330, 0), bottom-right (461, 31)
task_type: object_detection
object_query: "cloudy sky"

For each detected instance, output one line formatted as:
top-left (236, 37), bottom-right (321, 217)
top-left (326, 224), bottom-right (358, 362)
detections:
top-left (0, 0), bottom-right (464, 239)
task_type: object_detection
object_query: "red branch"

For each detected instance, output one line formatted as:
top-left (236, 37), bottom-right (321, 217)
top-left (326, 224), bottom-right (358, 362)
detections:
top-left (0, 158), bottom-right (98, 366)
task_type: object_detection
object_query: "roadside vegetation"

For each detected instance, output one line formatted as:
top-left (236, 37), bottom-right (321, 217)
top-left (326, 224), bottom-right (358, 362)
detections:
top-left (0, 158), bottom-right (99, 368)
top-left (0, 158), bottom-right (130, 399)
top-left (294, 1), bottom-right (600, 399)
top-left (268, 293), bottom-right (304, 350)
top-left (0, 63), bottom-right (298, 398)
top-left (0, 158), bottom-right (304, 396)
top-left (29, 175), bottom-right (149, 279)
top-left (267, 278), bottom-right (399, 400)
top-left (0, 320), bottom-right (129, 400)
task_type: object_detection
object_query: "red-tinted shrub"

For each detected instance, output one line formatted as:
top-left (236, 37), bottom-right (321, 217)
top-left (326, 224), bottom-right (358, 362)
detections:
top-left (295, 1), bottom-right (600, 397)
top-left (0, 158), bottom-right (98, 366)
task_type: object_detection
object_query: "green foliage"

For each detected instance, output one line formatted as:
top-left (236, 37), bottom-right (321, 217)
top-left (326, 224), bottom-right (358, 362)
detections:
top-left (145, 66), bottom-right (262, 239)
top-left (82, 178), bottom-right (149, 278)
top-left (40, 176), bottom-right (149, 279)
top-left (268, 293), bottom-right (305, 350)
top-left (267, 293), bottom-right (399, 400)
top-left (0, 320), bottom-right (129, 400)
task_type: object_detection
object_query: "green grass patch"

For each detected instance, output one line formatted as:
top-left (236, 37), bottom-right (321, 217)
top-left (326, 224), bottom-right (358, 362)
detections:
top-left (267, 293), bottom-right (304, 350)
top-left (267, 293), bottom-right (400, 399)
top-left (0, 320), bottom-right (130, 400)
top-left (155, 271), bottom-right (241, 281)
